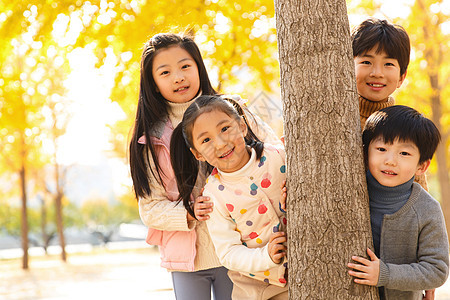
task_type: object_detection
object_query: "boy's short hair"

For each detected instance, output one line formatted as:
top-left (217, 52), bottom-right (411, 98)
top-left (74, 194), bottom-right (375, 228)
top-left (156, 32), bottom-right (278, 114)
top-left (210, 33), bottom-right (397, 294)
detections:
top-left (351, 18), bottom-right (410, 76)
top-left (363, 105), bottom-right (441, 164)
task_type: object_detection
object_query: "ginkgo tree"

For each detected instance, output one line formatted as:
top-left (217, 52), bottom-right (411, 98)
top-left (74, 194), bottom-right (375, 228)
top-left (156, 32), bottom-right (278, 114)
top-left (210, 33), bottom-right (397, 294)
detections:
top-left (0, 0), bottom-right (76, 268)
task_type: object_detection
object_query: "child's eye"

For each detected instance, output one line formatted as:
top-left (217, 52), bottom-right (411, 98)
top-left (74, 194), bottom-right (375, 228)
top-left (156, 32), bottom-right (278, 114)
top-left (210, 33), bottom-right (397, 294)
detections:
top-left (181, 64), bottom-right (191, 69)
top-left (361, 61), bottom-right (371, 65)
top-left (221, 126), bottom-right (230, 133)
top-left (376, 147), bottom-right (386, 152)
top-left (400, 151), bottom-right (410, 156)
top-left (202, 137), bottom-right (210, 144)
top-left (160, 70), bottom-right (169, 76)
top-left (385, 62), bottom-right (395, 66)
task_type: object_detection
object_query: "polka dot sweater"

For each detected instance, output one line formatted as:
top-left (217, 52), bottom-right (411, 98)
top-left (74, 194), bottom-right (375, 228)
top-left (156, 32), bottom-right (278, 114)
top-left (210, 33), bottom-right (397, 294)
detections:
top-left (204, 144), bottom-right (287, 287)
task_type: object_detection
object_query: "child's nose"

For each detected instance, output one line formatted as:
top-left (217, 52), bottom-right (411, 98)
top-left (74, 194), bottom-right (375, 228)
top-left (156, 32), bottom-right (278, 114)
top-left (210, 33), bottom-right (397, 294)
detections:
top-left (370, 65), bottom-right (384, 78)
top-left (174, 71), bottom-right (185, 83)
top-left (214, 135), bottom-right (227, 149)
top-left (384, 154), bottom-right (397, 166)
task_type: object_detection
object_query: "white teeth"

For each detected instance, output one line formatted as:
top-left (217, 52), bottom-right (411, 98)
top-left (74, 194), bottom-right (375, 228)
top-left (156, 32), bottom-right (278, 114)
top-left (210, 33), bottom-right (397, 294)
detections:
top-left (383, 171), bottom-right (396, 175)
top-left (369, 83), bottom-right (384, 87)
top-left (220, 149), bottom-right (232, 158)
top-left (175, 87), bottom-right (188, 92)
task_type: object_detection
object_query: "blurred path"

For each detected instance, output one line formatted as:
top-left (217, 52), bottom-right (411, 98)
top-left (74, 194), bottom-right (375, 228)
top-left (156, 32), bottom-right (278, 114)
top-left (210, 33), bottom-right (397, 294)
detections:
top-left (0, 244), bottom-right (175, 300)
top-left (1, 245), bottom-right (449, 299)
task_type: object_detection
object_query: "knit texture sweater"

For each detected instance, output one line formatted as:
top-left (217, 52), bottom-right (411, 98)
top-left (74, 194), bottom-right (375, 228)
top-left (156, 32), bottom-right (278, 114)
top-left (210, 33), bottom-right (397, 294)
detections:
top-left (373, 182), bottom-right (449, 299)
top-left (359, 95), bottom-right (394, 131)
top-left (367, 171), bottom-right (413, 257)
top-left (166, 97), bottom-right (196, 129)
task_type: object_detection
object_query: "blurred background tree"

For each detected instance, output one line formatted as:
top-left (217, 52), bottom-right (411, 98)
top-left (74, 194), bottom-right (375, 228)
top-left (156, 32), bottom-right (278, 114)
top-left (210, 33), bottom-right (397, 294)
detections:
top-left (0, 0), bottom-right (448, 268)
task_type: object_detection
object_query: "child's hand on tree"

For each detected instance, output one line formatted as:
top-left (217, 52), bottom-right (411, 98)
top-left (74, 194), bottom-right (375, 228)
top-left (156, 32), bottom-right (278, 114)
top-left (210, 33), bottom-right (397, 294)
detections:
top-left (347, 248), bottom-right (380, 286)
top-left (268, 232), bottom-right (287, 264)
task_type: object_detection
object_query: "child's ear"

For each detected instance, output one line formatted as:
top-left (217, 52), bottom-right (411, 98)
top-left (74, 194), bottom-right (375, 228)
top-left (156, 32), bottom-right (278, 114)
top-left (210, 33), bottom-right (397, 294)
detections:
top-left (416, 159), bottom-right (431, 176)
top-left (190, 147), bottom-right (206, 162)
top-left (397, 70), bottom-right (407, 88)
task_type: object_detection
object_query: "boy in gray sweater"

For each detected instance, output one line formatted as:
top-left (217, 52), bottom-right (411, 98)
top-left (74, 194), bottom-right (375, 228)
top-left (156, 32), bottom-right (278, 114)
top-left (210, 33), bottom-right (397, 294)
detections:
top-left (348, 105), bottom-right (449, 300)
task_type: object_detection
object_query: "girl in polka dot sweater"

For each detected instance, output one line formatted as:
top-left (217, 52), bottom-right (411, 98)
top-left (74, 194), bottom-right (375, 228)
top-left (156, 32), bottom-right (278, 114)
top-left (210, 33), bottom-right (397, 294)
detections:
top-left (171, 95), bottom-right (288, 300)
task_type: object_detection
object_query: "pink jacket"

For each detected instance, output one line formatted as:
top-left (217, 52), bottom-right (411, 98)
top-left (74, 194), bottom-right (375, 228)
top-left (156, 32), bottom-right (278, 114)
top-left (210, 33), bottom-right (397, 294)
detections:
top-left (139, 120), bottom-right (196, 271)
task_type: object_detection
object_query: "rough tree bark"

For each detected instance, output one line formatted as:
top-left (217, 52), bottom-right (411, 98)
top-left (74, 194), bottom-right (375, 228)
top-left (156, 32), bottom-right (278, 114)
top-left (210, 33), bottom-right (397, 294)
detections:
top-left (274, 0), bottom-right (379, 298)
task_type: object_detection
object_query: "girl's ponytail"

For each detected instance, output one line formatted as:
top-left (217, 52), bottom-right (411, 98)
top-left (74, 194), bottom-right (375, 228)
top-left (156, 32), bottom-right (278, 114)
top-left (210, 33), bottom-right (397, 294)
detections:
top-left (170, 123), bottom-right (199, 219)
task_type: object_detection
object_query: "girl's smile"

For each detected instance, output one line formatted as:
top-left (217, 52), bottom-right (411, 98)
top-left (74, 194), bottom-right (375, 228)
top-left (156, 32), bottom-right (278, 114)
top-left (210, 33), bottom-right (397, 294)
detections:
top-left (219, 147), bottom-right (234, 159)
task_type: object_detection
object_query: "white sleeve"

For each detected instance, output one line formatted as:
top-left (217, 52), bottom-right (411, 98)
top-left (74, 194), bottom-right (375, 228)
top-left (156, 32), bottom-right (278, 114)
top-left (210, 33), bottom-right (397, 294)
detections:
top-left (138, 150), bottom-right (190, 232)
top-left (205, 190), bottom-right (278, 273)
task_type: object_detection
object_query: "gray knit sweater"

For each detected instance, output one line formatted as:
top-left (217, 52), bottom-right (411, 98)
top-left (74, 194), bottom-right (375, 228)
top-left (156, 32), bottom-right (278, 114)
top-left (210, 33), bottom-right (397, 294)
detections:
top-left (376, 182), bottom-right (449, 299)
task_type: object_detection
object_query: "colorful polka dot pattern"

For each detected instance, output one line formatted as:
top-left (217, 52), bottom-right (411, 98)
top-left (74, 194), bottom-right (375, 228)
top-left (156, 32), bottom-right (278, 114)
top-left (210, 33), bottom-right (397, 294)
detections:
top-left (258, 156), bottom-right (266, 167)
top-left (258, 204), bottom-right (268, 214)
top-left (261, 172), bottom-right (272, 188)
top-left (250, 183), bottom-right (258, 195)
top-left (205, 146), bottom-right (287, 287)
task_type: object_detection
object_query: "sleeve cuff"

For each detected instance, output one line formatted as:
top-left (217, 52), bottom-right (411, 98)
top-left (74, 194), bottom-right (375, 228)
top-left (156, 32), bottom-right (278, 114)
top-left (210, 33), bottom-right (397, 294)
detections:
top-left (262, 244), bottom-right (280, 269)
top-left (377, 260), bottom-right (389, 287)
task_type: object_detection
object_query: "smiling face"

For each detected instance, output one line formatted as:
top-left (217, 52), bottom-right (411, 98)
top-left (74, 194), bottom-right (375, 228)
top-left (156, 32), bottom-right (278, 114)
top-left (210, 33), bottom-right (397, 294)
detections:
top-left (190, 109), bottom-right (250, 173)
top-left (152, 46), bottom-right (200, 103)
top-left (354, 46), bottom-right (406, 102)
top-left (368, 137), bottom-right (430, 187)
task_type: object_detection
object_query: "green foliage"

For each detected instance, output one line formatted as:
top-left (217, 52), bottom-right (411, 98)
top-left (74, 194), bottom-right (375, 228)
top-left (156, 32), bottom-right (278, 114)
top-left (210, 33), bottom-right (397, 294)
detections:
top-left (81, 197), bottom-right (139, 229)
top-left (0, 202), bottom-right (21, 236)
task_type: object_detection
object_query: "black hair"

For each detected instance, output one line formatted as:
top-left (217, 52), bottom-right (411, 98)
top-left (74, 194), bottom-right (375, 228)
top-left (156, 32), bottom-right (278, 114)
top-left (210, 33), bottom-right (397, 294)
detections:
top-left (351, 18), bottom-right (410, 76)
top-left (170, 95), bottom-right (264, 219)
top-left (362, 105), bottom-right (440, 164)
top-left (129, 33), bottom-right (216, 199)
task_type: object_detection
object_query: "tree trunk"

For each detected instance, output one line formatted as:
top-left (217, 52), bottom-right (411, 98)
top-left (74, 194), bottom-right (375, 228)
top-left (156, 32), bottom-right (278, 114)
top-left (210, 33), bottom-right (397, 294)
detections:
top-left (52, 108), bottom-right (67, 262)
top-left (39, 195), bottom-right (48, 253)
top-left (55, 192), bottom-right (66, 261)
top-left (274, 0), bottom-right (378, 298)
top-left (55, 162), bottom-right (67, 262)
top-left (432, 96), bottom-right (450, 243)
top-left (20, 151), bottom-right (29, 270)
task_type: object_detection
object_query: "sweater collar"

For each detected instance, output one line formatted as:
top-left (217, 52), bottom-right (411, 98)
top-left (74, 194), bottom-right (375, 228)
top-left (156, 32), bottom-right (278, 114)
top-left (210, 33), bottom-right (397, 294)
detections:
top-left (145, 92), bottom-right (202, 140)
top-left (367, 170), bottom-right (414, 213)
top-left (167, 91), bottom-right (202, 128)
top-left (359, 95), bottom-right (395, 120)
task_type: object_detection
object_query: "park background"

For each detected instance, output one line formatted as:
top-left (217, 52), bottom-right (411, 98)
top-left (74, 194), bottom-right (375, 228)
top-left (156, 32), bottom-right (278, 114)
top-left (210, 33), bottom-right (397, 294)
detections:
top-left (0, 0), bottom-right (449, 298)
